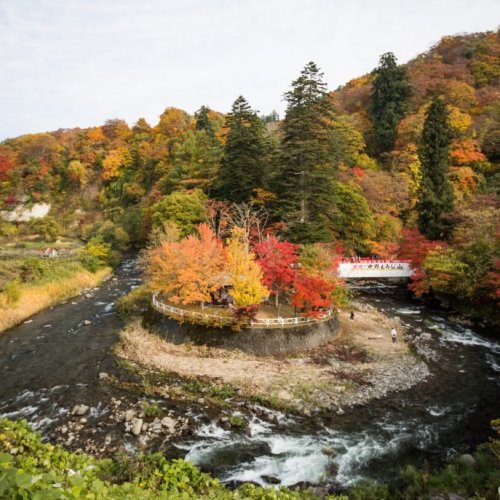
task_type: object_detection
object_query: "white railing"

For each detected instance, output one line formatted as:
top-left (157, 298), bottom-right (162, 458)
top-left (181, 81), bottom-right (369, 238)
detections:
top-left (151, 293), bottom-right (333, 329)
top-left (151, 293), bottom-right (235, 325)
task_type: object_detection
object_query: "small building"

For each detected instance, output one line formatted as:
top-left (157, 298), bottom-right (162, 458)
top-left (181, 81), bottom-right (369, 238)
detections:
top-left (40, 248), bottom-right (58, 258)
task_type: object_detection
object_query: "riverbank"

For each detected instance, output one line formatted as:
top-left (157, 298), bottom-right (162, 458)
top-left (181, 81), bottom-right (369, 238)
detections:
top-left (0, 266), bottom-right (111, 333)
top-left (115, 303), bottom-right (429, 414)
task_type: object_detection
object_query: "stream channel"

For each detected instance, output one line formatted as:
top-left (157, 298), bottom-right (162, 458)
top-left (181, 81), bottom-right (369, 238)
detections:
top-left (0, 257), bottom-right (499, 490)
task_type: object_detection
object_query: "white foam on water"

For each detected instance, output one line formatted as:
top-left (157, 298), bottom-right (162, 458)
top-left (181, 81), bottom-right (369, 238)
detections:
top-left (104, 302), bottom-right (115, 312)
top-left (485, 353), bottom-right (500, 372)
top-left (1, 405), bottom-right (38, 419)
top-left (15, 390), bottom-right (36, 402)
top-left (224, 451), bottom-right (329, 487)
top-left (428, 406), bottom-right (447, 417)
top-left (396, 308), bottom-right (421, 315)
top-left (195, 422), bottom-right (231, 439)
top-left (436, 323), bottom-right (500, 355)
top-left (248, 417), bottom-right (273, 437)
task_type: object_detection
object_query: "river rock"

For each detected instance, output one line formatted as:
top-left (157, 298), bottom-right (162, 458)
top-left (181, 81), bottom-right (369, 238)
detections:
top-left (322, 447), bottom-right (336, 456)
top-left (71, 404), bottom-right (89, 416)
top-left (79, 418), bottom-right (87, 424)
top-left (60, 425), bottom-right (68, 435)
top-left (161, 416), bottom-right (176, 433)
top-left (124, 409), bottom-right (136, 422)
top-left (98, 372), bottom-right (109, 380)
top-left (83, 320), bottom-right (91, 325)
top-left (131, 418), bottom-right (143, 436)
top-left (261, 475), bottom-right (281, 485)
top-left (457, 453), bottom-right (476, 468)
top-left (336, 407), bottom-right (345, 415)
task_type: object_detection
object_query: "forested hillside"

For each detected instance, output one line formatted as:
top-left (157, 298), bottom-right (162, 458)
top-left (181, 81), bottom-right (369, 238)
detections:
top-left (0, 30), bottom-right (498, 319)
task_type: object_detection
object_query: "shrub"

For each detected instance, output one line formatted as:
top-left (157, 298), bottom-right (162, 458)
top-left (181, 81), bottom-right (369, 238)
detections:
top-left (28, 216), bottom-right (60, 241)
top-left (142, 401), bottom-right (163, 418)
top-left (81, 236), bottom-right (119, 268)
top-left (4, 279), bottom-right (20, 304)
top-left (116, 285), bottom-right (150, 316)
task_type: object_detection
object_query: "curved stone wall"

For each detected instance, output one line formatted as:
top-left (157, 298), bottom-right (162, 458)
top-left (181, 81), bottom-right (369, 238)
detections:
top-left (143, 307), bottom-right (339, 356)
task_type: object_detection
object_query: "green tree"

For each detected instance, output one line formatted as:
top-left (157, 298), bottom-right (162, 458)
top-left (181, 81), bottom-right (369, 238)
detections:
top-left (417, 97), bottom-right (454, 240)
top-left (151, 189), bottom-right (207, 237)
top-left (369, 52), bottom-right (412, 153)
top-left (167, 129), bottom-right (222, 193)
top-left (329, 181), bottom-right (375, 253)
top-left (274, 61), bottom-right (338, 242)
top-left (213, 96), bottom-right (267, 203)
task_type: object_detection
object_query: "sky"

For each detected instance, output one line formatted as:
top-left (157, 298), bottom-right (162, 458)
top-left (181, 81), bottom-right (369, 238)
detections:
top-left (0, 0), bottom-right (498, 140)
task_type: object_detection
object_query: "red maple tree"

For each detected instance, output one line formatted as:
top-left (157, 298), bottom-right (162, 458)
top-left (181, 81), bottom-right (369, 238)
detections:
top-left (254, 236), bottom-right (299, 306)
top-left (292, 273), bottom-right (333, 317)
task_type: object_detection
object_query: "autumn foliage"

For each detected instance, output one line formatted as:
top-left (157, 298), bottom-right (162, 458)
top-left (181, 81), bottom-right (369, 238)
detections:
top-left (254, 237), bottom-right (299, 304)
top-left (292, 273), bottom-right (334, 317)
top-left (145, 224), bottom-right (226, 305)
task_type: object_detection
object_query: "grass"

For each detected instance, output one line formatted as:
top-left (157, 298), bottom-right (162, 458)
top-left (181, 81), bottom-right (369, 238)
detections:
top-left (142, 401), bottom-right (163, 418)
top-left (0, 264), bottom-right (111, 333)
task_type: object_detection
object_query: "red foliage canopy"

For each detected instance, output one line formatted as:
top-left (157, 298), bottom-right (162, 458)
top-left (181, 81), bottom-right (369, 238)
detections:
top-left (254, 236), bottom-right (299, 296)
top-left (292, 273), bottom-right (334, 317)
top-left (398, 228), bottom-right (447, 295)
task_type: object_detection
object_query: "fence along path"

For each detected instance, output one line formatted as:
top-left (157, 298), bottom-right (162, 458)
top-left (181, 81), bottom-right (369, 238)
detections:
top-left (151, 293), bottom-right (333, 329)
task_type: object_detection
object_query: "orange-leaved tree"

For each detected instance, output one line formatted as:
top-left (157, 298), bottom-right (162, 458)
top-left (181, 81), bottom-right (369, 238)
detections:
top-left (145, 223), bottom-right (226, 305)
top-left (226, 228), bottom-right (269, 307)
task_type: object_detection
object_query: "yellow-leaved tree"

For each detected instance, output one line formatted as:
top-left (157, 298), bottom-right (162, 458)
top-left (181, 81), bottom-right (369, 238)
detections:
top-left (145, 224), bottom-right (226, 305)
top-left (226, 228), bottom-right (268, 307)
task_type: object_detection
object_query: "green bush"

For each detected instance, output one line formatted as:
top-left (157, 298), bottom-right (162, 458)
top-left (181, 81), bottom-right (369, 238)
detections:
top-left (116, 285), bottom-right (150, 316)
top-left (80, 253), bottom-right (101, 273)
top-left (28, 216), bottom-right (60, 241)
top-left (0, 221), bottom-right (18, 237)
top-left (4, 279), bottom-right (21, 304)
top-left (81, 236), bottom-right (119, 268)
top-left (142, 401), bottom-right (163, 418)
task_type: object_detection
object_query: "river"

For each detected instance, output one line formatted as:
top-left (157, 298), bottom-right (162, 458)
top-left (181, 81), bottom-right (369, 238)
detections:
top-left (0, 260), bottom-right (499, 491)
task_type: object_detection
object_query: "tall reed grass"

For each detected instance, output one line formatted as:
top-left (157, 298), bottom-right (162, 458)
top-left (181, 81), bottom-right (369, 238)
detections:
top-left (0, 266), bottom-right (111, 333)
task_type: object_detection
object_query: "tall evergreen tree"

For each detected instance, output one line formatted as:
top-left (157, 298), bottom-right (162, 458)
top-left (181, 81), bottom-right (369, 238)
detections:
top-left (213, 96), bottom-right (267, 203)
top-left (369, 52), bottom-right (412, 153)
top-left (195, 106), bottom-right (214, 136)
top-left (274, 62), bottom-right (337, 242)
top-left (417, 97), bottom-right (454, 240)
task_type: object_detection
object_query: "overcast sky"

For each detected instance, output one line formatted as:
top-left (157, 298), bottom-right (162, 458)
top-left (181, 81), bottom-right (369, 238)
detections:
top-left (0, 0), bottom-right (498, 140)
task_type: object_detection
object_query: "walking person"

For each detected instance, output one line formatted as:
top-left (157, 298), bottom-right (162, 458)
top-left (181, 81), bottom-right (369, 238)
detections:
top-left (391, 327), bottom-right (397, 343)
top-left (350, 310), bottom-right (355, 320)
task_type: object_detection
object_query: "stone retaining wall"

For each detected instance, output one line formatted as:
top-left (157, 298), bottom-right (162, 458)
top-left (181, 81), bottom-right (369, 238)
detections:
top-left (143, 308), bottom-right (339, 356)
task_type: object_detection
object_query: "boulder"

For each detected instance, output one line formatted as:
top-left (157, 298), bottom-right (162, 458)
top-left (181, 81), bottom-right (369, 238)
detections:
top-left (161, 416), bottom-right (176, 433)
top-left (457, 453), bottom-right (476, 468)
top-left (71, 404), bottom-right (89, 416)
top-left (131, 418), bottom-right (143, 436)
top-left (322, 447), bottom-right (336, 456)
top-left (124, 410), bottom-right (136, 422)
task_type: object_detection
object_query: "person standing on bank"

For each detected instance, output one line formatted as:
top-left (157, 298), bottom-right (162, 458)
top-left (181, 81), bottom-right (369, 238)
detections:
top-left (391, 327), bottom-right (397, 343)
top-left (350, 311), bottom-right (355, 320)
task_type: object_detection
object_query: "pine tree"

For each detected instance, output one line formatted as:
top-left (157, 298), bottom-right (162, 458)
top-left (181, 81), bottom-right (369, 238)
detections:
top-left (213, 96), bottom-right (267, 203)
top-left (417, 97), bottom-right (454, 240)
top-left (195, 106), bottom-right (215, 137)
top-left (369, 52), bottom-right (412, 153)
top-left (274, 62), bottom-right (338, 243)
